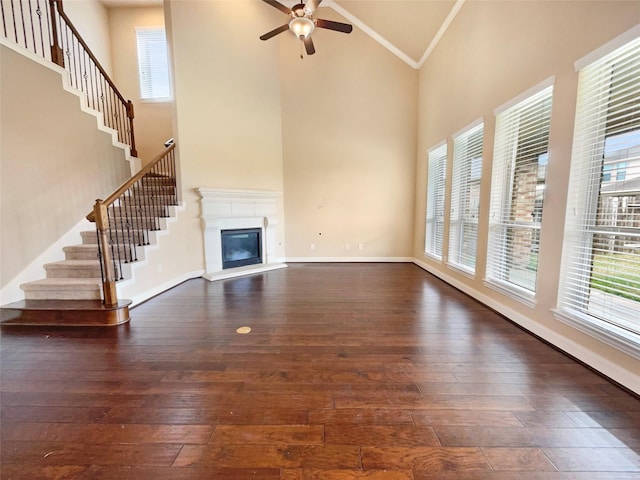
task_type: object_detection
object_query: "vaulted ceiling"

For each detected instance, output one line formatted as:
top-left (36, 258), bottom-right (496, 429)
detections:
top-left (100, 0), bottom-right (464, 68)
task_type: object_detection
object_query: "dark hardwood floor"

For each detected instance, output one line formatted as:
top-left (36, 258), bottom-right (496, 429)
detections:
top-left (1, 263), bottom-right (639, 479)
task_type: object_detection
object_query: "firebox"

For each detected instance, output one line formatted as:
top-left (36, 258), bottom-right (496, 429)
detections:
top-left (221, 228), bottom-right (262, 269)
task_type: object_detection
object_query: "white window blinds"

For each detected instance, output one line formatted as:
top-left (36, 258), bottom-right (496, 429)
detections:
top-left (486, 83), bottom-right (553, 301)
top-left (558, 34), bottom-right (640, 337)
top-left (136, 28), bottom-right (171, 100)
top-left (425, 143), bottom-right (447, 260)
top-left (449, 122), bottom-right (484, 274)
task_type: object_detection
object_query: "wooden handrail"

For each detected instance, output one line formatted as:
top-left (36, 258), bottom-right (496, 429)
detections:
top-left (89, 142), bottom-right (177, 306)
top-left (87, 143), bottom-right (176, 222)
top-left (1, 0), bottom-right (139, 156)
top-left (52, 1), bottom-right (128, 106)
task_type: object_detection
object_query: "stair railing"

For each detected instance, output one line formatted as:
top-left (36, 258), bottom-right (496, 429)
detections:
top-left (1, 0), bottom-right (137, 156)
top-left (88, 143), bottom-right (177, 306)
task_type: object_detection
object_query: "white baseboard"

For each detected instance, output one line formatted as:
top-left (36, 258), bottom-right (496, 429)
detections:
top-left (285, 256), bottom-right (414, 263)
top-left (126, 270), bottom-right (204, 307)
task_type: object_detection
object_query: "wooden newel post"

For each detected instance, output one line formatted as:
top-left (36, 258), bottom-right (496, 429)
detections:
top-left (126, 100), bottom-right (138, 157)
top-left (93, 201), bottom-right (118, 307)
top-left (49, 0), bottom-right (65, 67)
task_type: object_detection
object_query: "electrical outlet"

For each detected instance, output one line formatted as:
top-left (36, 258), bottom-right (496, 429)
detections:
top-left (346, 244), bottom-right (350, 251)
top-left (358, 243), bottom-right (364, 251)
top-left (310, 243), bottom-right (315, 251)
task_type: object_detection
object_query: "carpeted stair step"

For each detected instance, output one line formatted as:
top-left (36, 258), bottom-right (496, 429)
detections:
top-left (63, 244), bottom-right (99, 260)
top-left (64, 243), bottom-right (138, 261)
top-left (81, 229), bottom-right (151, 246)
top-left (44, 260), bottom-right (102, 279)
top-left (21, 278), bottom-right (102, 300)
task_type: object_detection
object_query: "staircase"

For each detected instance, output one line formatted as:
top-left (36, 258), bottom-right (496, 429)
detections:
top-left (0, 170), bottom-right (178, 326)
top-left (1, 1), bottom-right (178, 326)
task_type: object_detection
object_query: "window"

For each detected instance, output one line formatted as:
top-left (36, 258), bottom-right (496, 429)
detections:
top-left (425, 143), bottom-right (447, 260)
top-left (486, 80), bottom-right (554, 303)
top-left (449, 122), bottom-right (483, 274)
top-left (557, 33), bottom-right (640, 350)
top-left (136, 28), bottom-right (171, 100)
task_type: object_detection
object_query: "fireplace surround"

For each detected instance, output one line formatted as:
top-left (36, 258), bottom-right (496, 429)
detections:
top-left (197, 188), bottom-right (286, 281)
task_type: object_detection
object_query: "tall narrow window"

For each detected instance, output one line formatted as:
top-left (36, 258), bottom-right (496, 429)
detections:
top-left (557, 33), bottom-right (640, 347)
top-left (136, 28), bottom-right (171, 100)
top-left (425, 143), bottom-right (447, 260)
top-left (449, 122), bottom-right (483, 274)
top-left (486, 81), bottom-right (554, 303)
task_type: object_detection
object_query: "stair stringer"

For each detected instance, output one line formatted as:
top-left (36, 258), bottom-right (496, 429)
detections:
top-left (0, 218), bottom-right (93, 305)
top-left (114, 202), bottom-right (205, 307)
top-left (0, 38), bottom-right (141, 175)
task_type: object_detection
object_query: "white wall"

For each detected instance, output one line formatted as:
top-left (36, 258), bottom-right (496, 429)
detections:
top-left (415, 1), bottom-right (640, 392)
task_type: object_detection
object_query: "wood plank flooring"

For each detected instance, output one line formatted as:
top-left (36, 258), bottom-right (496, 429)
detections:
top-left (1, 263), bottom-right (639, 479)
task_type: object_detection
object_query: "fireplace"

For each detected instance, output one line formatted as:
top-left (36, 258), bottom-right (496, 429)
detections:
top-left (221, 228), bottom-right (262, 269)
top-left (197, 188), bottom-right (287, 281)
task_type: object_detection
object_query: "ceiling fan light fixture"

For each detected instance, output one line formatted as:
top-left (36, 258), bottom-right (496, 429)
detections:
top-left (289, 16), bottom-right (314, 38)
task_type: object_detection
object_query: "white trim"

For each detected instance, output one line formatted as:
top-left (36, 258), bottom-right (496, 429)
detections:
top-left (423, 251), bottom-right (443, 263)
top-left (427, 139), bottom-right (447, 154)
top-left (417, 0), bottom-right (466, 68)
top-left (204, 263), bottom-right (287, 282)
top-left (329, 0), bottom-right (418, 69)
top-left (553, 309), bottom-right (640, 361)
top-left (447, 262), bottom-right (476, 280)
top-left (484, 278), bottom-right (537, 308)
top-left (128, 270), bottom-right (204, 307)
top-left (575, 23), bottom-right (640, 71)
top-left (493, 76), bottom-right (556, 116)
top-left (452, 117), bottom-right (484, 140)
top-left (286, 256), bottom-right (413, 263)
top-left (0, 39), bottom-right (139, 171)
top-left (413, 258), bottom-right (640, 394)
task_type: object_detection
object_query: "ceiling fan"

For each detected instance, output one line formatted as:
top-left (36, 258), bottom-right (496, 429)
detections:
top-left (259, 0), bottom-right (353, 56)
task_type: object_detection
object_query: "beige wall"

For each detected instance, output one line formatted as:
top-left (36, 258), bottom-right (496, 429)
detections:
top-left (0, 44), bottom-right (131, 288)
top-left (280, 9), bottom-right (418, 259)
top-left (415, 1), bottom-right (640, 390)
top-left (63, 0), bottom-right (112, 74)
top-left (108, 6), bottom-right (173, 163)
top-left (162, 0), bottom-right (286, 275)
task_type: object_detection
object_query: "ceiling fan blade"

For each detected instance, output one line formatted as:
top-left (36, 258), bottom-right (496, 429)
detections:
top-left (261, 0), bottom-right (291, 14)
top-left (304, 36), bottom-right (316, 55)
top-left (260, 24), bottom-right (290, 41)
top-left (315, 18), bottom-right (353, 34)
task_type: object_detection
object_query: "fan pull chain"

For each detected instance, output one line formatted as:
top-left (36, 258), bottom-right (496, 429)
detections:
top-left (300, 39), bottom-right (304, 59)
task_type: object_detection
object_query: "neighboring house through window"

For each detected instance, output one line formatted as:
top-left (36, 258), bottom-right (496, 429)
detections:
top-left (449, 121), bottom-right (483, 275)
top-left (485, 79), bottom-right (554, 304)
top-left (557, 31), bottom-right (640, 355)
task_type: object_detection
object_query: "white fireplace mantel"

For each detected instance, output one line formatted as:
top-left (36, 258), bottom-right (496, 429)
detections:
top-left (196, 188), bottom-right (287, 281)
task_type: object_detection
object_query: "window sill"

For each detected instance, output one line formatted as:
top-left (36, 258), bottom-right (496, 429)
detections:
top-left (423, 251), bottom-right (443, 263)
top-left (553, 308), bottom-right (640, 360)
top-left (140, 97), bottom-right (173, 104)
top-left (484, 278), bottom-right (536, 308)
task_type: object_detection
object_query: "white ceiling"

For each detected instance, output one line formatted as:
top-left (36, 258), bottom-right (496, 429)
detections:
top-left (99, 0), bottom-right (465, 69)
